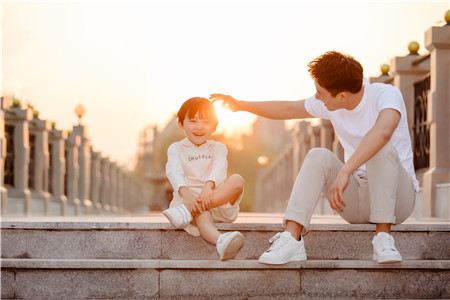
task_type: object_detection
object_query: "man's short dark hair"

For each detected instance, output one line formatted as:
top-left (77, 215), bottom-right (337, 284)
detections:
top-left (308, 51), bottom-right (364, 96)
top-left (177, 97), bottom-right (218, 127)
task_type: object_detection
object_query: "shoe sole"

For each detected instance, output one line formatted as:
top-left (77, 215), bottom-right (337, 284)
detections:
top-left (220, 233), bottom-right (244, 261)
top-left (373, 253), bottom-right (402, 264)
top-left (259, 253), bottom-right (307, 265)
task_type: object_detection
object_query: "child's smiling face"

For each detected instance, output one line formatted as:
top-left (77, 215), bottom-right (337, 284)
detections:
top-left (178, 111), bottom-right (216, 146)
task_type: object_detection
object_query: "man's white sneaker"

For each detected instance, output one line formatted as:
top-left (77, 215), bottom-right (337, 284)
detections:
top-left (258, 232), bottom-right (307, 265)
top-left (372, 232), bottom-right (402, 263)
top-left (162, 204), bottom-right (193, 229)
top-left (216, 231), bottom-right (244, 261)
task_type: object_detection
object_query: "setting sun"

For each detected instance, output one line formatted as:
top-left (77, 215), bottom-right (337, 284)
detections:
top-left (213, 101), bottom-right (256, 137)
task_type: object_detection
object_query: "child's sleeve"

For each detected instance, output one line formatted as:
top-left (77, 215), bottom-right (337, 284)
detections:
top-left (166, 144), bottom-right (187, 193)
top-left (207, 143), bottom-right (228, 187)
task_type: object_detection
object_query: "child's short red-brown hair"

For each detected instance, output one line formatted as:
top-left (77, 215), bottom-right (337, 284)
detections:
top-left (308, 51), bottom-right (364, 96)
top-left (177, 97), bottom-right (218, 127)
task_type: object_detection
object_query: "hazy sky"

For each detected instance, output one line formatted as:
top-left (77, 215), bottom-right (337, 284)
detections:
top-left (2, 0), bottom-right (448, 167)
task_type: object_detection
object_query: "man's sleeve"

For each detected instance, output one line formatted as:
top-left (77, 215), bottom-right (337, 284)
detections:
top-left (166, 144), bottom-right (187, 193)
top-left (376, 86), bottom-right (404, 116)
top-left (207, 143), bottom-right (228, 187)
top-left (304, 95), bottom-right (329, 119)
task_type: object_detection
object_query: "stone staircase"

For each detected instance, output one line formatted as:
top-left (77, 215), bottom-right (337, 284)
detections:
top-left (1, 213), bottom-right (449, 299)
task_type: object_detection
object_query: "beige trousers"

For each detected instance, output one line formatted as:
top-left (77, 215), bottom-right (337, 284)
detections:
top-left (283, 142), bottom-right (416, 235)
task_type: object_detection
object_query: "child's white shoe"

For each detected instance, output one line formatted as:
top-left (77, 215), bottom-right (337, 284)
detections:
top-left (163, 204), bottom-right (193, 229)
top-left (216, 231), bottom-right (244, 261)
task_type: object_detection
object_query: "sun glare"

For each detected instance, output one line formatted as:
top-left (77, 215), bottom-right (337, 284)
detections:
top-left (213, 101), bottom-right (256, 137)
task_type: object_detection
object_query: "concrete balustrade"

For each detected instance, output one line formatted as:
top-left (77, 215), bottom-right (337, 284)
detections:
top-left (0, 104), bottom-right (150, 217)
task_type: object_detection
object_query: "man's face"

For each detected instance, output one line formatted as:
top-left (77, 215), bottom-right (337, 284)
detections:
top-left (179, 111), bottom-right (216, 146)
top-left (314, 80), bottom-right (343, 111)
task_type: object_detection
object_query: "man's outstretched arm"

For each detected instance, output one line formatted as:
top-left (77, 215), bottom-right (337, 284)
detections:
top-left (328, 108), bottom-right (401, 211)
top-left (209, 93), bottom-right (314, 120)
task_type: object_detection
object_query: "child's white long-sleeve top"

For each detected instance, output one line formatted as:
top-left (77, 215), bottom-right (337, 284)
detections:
top-left (166, 138), bottom-right (228, 195)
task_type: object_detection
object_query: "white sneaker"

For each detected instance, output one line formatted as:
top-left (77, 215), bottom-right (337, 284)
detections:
top-left (372, 232), bottom-right (402, 263)
top-left (258, 232), bottom-right (307, 265)
top-left (216, 231), bottom-right (244, 261)
top-left (162, 204), bottom-right (193, 229)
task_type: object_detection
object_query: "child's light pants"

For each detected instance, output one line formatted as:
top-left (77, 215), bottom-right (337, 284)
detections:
top-left (283, 142), bottom-right (416, 235)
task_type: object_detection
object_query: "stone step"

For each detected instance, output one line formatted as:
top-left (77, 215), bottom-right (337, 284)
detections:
top-left (2, 258), bottom-right (449, 299)
top-left (1, 213), bottom-right (449, 261)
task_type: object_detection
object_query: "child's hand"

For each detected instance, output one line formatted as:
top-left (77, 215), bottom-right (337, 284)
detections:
top-left (197, 181), bottom-right (215, 211)
top-left (179, 187), bottom-right (202, 214)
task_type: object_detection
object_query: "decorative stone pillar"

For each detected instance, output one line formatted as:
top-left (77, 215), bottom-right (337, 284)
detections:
top-left (28, 115), bottom-right (51, 216)
top-left (116, 167), bottom-right (125, 214)
top-left (48, 126), bottom-right (68, 216)
top-left (1, 98), bottom-right (8, 213)
top-left (308, 123), bottom-right (321, 149)
top-left (422, 20), bottom-right (450, 217)
top-left (73, 125), bottom-right (92, 215)
top-left (319, 119), bottom-right (334, 151)
top-left (89, 149), bottom-right (101, 214)
top-left (298, 121), bottom-right (311, 167)
top-left (65, 133), bottom-right (81, 216)
top-left (109, 161), bottom-right (118, 214)
top-left (368, 64), bottom-right (394, 84)
top-left (390, 42), bottom-right (430, 149)
top-left (100, 157), bottom-right (111, 214)
top-left (4, 106), bottom-right (33, 216)
top-left (333, 136), bottom-right (345, 163)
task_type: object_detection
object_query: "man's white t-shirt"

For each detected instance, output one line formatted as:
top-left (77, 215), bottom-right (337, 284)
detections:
top-left (304, 78), bottom-right (419, 192)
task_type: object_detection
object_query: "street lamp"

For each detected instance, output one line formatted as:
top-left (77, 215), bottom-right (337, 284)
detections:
top-left (74, 103), bottom-right (86, 125)
top-left (257, 155), bottom-right (269, 167)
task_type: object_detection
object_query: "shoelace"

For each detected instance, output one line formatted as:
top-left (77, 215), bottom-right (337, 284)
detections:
top-left (266, 233), bottom-right (287, 253)
top-left (379, 235), bottom-right (397, 253)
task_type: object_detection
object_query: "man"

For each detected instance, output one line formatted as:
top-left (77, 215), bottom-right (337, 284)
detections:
top-left (210, 51), bottom-right (418, 264)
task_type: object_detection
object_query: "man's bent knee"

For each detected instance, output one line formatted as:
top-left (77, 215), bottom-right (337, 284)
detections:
top-left (305, 148), bottom-right (333, 161)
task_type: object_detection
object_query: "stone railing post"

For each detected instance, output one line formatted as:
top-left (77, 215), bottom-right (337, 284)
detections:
top-left (4, 106), bottom-right (33, 216)
top-left (308, 123), bottom-right (321, 149)
top-left (333, 136), bottom-right (344, 163)
top-left (368, 64), bottom-right (394, 85)
top-left (28, 115), bottom-right (51, 215)
top-left (65, 133), bottom-right (80, 216)
top-left (391, 42), bottom-right (430, 148)
top-left (100, 157), bottom-right (111, 214)
top-left (1, 98), bottom-right (7, 213)
top-left (319, 119), bottom-right (334, 151)
top-left (117, 168), bottom-right (125, 214)
top-left (422, 21), bottom-right (450, 217)
top-left (73, 125), bottom-right (92, 215)
top-left (299, 121), bottom-right (311, 164)
top-left (48, 126), bottom-right (68, 216)
top-left (90, 149), bottom-right (102, 214)
top-left (109, 161), bottom-right (118, 214)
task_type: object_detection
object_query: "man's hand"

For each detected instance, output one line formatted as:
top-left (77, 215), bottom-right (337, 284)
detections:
top-left (328, 168), bottom-right (349, 212)
top-left (209, 94), bottom-right (241, 112)
top-left (197, 181), bottom-right (215, 211)
top-left (179, 187), bottom-right (202, 214)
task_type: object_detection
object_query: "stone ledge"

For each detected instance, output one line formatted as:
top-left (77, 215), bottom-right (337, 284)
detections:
top-left (1, 213), bottom-right (449, 231)
top-left (2, 258), bottom-right (449, 270)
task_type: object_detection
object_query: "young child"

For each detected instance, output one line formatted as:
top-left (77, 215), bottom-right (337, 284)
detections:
top-left (163, 97), bottom-right (245, 261)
